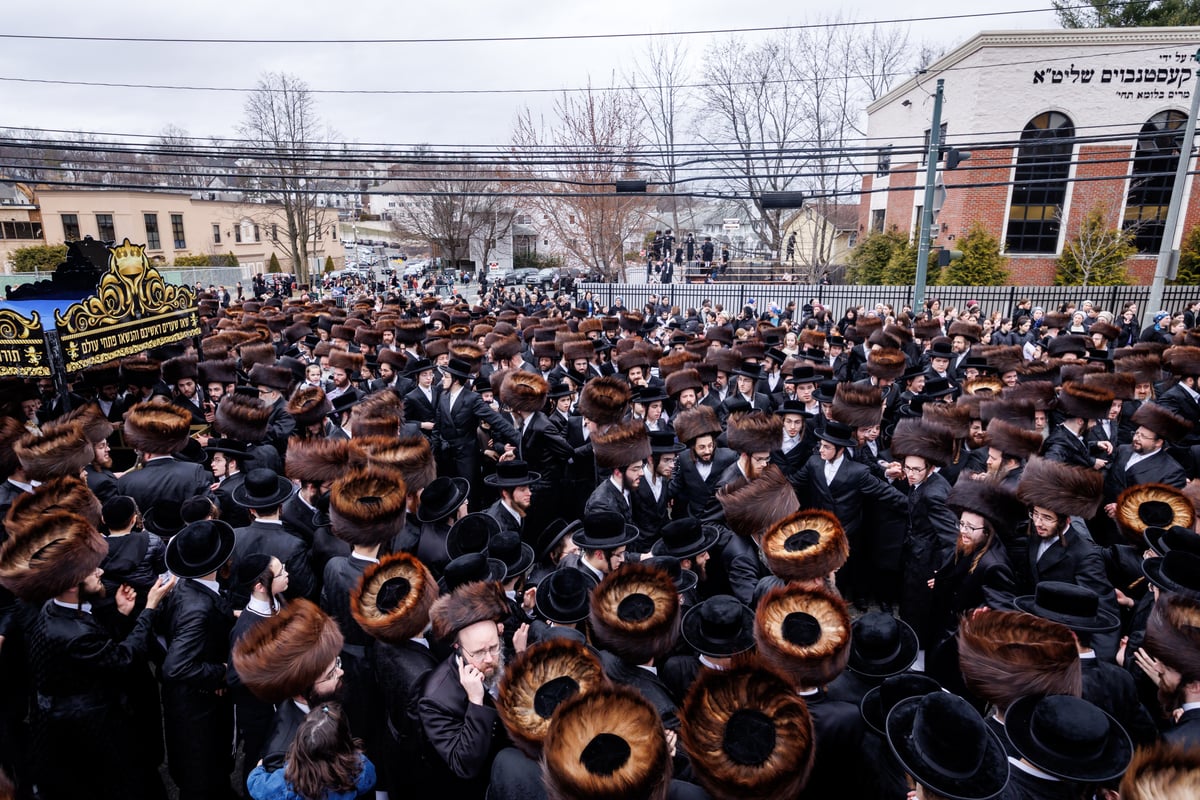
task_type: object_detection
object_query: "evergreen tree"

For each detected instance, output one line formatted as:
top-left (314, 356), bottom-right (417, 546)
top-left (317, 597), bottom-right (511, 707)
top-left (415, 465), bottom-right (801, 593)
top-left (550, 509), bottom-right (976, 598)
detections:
top-left (8, 244), bottom-right (67, 273)
top-left (846, 228), bottom-right (905, 284)
top-left (324, 255), bottom-right (335, 274)
top-left (939, 223), bottom-right (1010, 285)
top-left (881, 231), bottom-right (939, 286)
top-left (225, 252), bottom-right (240, 267)
top-left (1055, 209), bottom-right (1134, 287)
top-left (268, 253), bottom-right (282, 273)
top-left (1172, 224), bottom-right (1200, 285)
top-left (1054, 0), bottom-right (1200, 27)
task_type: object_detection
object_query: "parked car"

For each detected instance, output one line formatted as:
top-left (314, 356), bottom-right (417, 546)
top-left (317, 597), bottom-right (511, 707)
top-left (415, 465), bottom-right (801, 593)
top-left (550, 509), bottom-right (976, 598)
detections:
top-left (487, 266), bottom-right (511, 285)
top-left (508, 267), bottom-right (539, 285)
top-left (403, 262), bottom-right (427, 278)
top-left (526, 267), bottom-right (559, 289)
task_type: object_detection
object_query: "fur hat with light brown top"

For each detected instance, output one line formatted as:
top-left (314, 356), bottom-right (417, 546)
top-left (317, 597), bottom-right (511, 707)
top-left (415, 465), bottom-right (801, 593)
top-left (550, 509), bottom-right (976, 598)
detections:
top-left (592, 420), bottom-right (652, 470)
top-left (15, 421), bottom-right (93, 481)
top-left (358, 434), bottom-right (436, 494)
top-left (983, 419), bottom-right (1043, 460)
top-left (328, 350), bottom-right (364, 375)
top-left (497, 638), bottom-right (607, 758)
top-left (123, 401), bottom-right (192, 455)
top-left (589, 561), bottom-right (681, 664)
top-left (287, 385), bottom-right (333, 428)
top-left (1144, 593), bottom-right (1200, 681)
top-left (329, 466), bottom-right (409, 546)
top-left (58, 403), bottom-right (115, 445)
top-left (1115, 483), bottom-right (1194, 542)
top-left (0, 510), bottom-right (106, 604)
top-left (1017, 456), bottom-right (1104, 518)
top-left (1082, 371), bottom-right (1136, 401)
top-left (1056, 381), bottom-right (1114, 420)
top-left (1115, 353), bottom-right (1161, 386)
top-left (762, 509), bottom-right (848, 582)
top-left (285, 437), bottom-right (363, 484)
top-left (1119, 741), bottom-right (1200, 800)
top-left (866, 347), bottom-right (907, 381)
top-left (726, 410), bottom-right (782, 455)
top-left (429, 579), bottom-right (509, 644)
top-left (957, 609), bottom-right (1082, 712)
top-left (231, 599), bottom-right (345, 704)
top-left (755, 584), bottom-right (851, 689)
top-left (5, 476), bottom-right (102, 538)
top-left (920, 402), bottom-right (972, 439)
top-left (673, 406), bottom-right (722, 445)
top-left (577, 376), bottom-right (630, 426)
top-left (351, 552), bottom-right (440, 645)
top-left (831, 383), bottom-right (883, 428)
top-left (542, 684), bottom-right (672, 800)
top-left (1131, 402), bottom-right (1193, 444)
top-left (891, 418), bottom-right (954, 467)
top-left (216, 392), bottom-right (271, 443)
top-left (501, 371), bottom-right (549, 414)
top-left (680, 661), bottom-right (816, 800)
top-left (717, 465), bottom-right (800, 540)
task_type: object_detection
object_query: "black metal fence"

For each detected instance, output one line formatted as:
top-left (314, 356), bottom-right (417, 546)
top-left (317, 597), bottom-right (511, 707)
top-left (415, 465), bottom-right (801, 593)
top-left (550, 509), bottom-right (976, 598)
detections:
top-left (575, 282), bottom-right (1200, 320)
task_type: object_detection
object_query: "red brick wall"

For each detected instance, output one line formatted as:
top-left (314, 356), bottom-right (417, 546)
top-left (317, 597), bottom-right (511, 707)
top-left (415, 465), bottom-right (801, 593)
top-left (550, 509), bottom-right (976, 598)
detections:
top-left (885, 162), bottom-right (919, 234)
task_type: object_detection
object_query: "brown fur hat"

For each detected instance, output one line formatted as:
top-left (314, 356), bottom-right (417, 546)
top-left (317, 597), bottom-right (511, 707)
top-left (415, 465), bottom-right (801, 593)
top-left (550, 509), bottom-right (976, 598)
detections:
top-left (592, 420), bottom-right (652, 470)
top-left (358, 434), bottom-right (436, 494)
top-left (393, 318), bottom-right (426, 345)
top-left (865, 347), bottom-right (907, 381)
top-left (762, 509), bottom-right (848, 582)
top-left (58, 403), bottom-right (115, 445)
top-left (542, 684), bottom-right (672, 800)
top-left (664, 368), bottom-right (703, 398)
top-left (350, 412), bottom-right (402, 439)
top-left (962, 376), bottom-right (1005, 396)
top-left (216, 392), bottom-right (271, 443)
top-left (248, 363), bottom-right (294, 394)
top-left (15, 422), bottom-right (93, 481)
top-left (578, 376), bottom-right (631, 425)
top-left (1144, 593), bottom-right (1200, 680)
top-left (1164, 345), bottom-right (1200, 378)
top-left (429, 579), bottom-right (509, 643)
top-left (162, 355), bottom-right (199, 385)
top-left (497, 638), bottom-right (607, 758)
top-left (987, 345), bottom-right (1026, 376)
top-left (589, 561), bottom-right (681, 665)
top-left (5, 476), bottom-right (102, 537)
top-left (1088, 320), bottom-right (1121, 343)
top-left (726, 411), bottom-right (782, 455)
top-left (351, 552), bottom-right (440, 645)
top-left (1057, 381), bottom-right (1114, 420)
top-left (947, 320), bottom-right (983, 343)
top-left (1082, 371), bottom-right (1136, 401)
top-left (984, 419), bottom-right (1043, 460)
top-left (957, 610), bottom-right (1082, 711)
top-left (198, 357), bottom-right (239, 387)
top-left (921, 401), bottom-right (973, 439)
top-left (328, 350), bottom-right (364, 374)
top-left (231, 599), bottom-right (345, 704)
top-left (0, 510), bottom-right (105, 603)
top-left (674, 406), bottom-right (721, 445)
top-left (329, 466), bottom-right (408, 546)
top-left (123, 401), bottom-right (192, 454)
top-left (1132, 402), bottom-right (1193, 444)
top-left (1017, 456), bottom-right (1104, 518)
top-left (1116, 483), bottom-right (1194, 542)
top-left (980, 398), bottom-right (1037, 428)
top-left (1042, 311), bottom-right (1071, 331)
top-left (891, 418), bottom-right (954, 467)
top-left (577, 317), bottom-right (603, 336)
top-left (1002, 380), bottom-right (1058, 411)
top-left (680, 661), bottom-right (816, 800)
top-left (706, 348), bottom-right (742, 375)
top-left (946, 477), bottom-right (1026, 534)
top-left (755, 584), bottom-right (851, 688)
top-left (562, 340), bottom-right (595, 362)
top-left (0, 416), bottom-right (24, 478)
top-left (1017, 359), bottom-right (1063, 384)
top-left (501, 371), bottom-right (549, 414)
top-left (286, 385), bottom-right (333, 428)
top-left (1115, 354), bottom-right (1162, 386)
top-left (657, 351), bottom-right (700, 379)
top-left (285, 437), bottom-right (363, 484)
top-left (239, 342), bottom-right (277, 370)
top-left (1120, 741), bottom-right (1200, 800)
top-left (831, 383), bottom-right (883, 428)
top-left (717, 465), bottom-right (800, 540)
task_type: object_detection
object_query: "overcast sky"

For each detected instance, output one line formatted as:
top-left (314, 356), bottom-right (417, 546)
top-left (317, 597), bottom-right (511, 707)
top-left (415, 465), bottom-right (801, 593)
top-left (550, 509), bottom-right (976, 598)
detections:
top-left (0, 0), bottom-right (1061, 149)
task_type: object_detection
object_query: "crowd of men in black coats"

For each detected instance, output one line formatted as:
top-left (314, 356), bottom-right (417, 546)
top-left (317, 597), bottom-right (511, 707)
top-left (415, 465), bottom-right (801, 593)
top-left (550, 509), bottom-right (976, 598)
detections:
top-left (2, 290), bottom-right (1200, 800)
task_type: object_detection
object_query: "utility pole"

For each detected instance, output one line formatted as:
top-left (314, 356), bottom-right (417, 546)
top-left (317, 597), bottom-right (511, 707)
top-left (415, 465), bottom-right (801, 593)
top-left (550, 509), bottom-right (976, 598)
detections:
top-left (913, 78), bottom-right (944, 314)
top-left (1147, 48), bottom-right (1200, 318)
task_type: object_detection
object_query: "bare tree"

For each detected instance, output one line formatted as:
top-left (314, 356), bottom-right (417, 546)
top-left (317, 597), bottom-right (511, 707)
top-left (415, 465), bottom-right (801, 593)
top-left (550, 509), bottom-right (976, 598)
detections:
top-left (511, 85), bottom-right (650, 281)
top-left (238, 72), bottom-right (333, 285)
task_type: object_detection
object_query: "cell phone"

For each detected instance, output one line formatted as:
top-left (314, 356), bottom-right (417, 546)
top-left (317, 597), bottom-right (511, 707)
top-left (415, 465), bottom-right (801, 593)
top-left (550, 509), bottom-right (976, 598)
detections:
top-left (159, 572), bottom-right (172, 586)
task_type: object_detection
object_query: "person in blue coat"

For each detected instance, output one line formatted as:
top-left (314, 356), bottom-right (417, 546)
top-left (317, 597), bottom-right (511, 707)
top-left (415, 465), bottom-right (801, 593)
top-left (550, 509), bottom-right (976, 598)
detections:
top-left (247, 702), bottom-right (376, 800)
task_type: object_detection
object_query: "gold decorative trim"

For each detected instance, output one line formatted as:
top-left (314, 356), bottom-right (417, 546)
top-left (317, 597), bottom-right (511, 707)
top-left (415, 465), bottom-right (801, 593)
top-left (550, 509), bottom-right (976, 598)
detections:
top-left (55, 239), bottom-right (196, 333)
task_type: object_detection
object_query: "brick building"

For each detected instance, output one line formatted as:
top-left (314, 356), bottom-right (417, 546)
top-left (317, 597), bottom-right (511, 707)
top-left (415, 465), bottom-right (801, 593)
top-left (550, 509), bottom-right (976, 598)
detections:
top-left (860, 28), bottom-right (1200, 284)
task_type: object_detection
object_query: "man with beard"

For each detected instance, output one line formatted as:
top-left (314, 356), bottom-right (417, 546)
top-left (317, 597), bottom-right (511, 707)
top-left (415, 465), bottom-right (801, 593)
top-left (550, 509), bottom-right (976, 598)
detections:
top-left (1042, 381), bottom-right (1114, 470)
top-left (85, 434), bottom-right (120, 503)
top-left (0, 509), bottom-right (177, 800)
top-left (669, 406), bottom-right (737, 520)
top-left (664, 367), bottom-right (703, 414)
top-left (418, 581), bottom-right (512, 800)
top-left (631, 430), bottom-right (682, 550)
top-left (164, 356), bottom-right (207, 425)
top-left (720, 410), bottom-right (783, 490)
top-left (326, 351), bottom-right (363, 404)
top-left (585, 420), bottom-right (651, 522)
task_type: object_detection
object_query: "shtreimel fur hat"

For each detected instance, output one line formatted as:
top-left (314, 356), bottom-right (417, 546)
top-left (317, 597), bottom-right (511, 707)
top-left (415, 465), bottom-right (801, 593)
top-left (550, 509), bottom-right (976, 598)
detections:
top-left (726, 411), bottom-right (782, 455)
top-left (216, 392), bottom-right (271, 443)
top-left (287, 385), bottom-right (333, 428)
top-left (351, 552), bottom-right (440, 645)
top-left (329, 466), bottom-right (408, 546)
top-left (5, 476), bottom-right (102, 538)
top-left (1017, 456), bottom-right (1104, 518)
top-left (762, 509), bottom-right (849, 582)
top-left (577, 376), bottom-right (630, 425)
top-left (984, 419), bottom-right (1043, 460)
top-left (231, 599), bottom-right (345, 703)
top-left (358, 434), bottom-right (436, 494)
top-left (0, 510), bottom-right (106, 603)
top-left (1056, 381), bottom-right (1114, 420)
top-left (15, 421), bottom-right (93, 481)
top-left (1131, 402), bottom-right (1193, 444)
top-left (429, 579), bottom-right (509, 643)
top-left (755, 584), bottom-right (852, 689)
top-left (890, 418), bottom-right (954, 467)
top-left (866, 347), bottom-right (907, 381)
top-left (123, 401), bottom-right (192, 455)
top-left (328, 350), bottom-right (364, 374)
top-left (1120, 741), bottom-right (1200, 800)
top-left (501, 371), bottom-right (549, 414)
top-left (589, 561), bottom-right (681, 664)
top-left (673, 406), bottom-right (722, 445)
top-left (831, 383), bottom-right (883, 429)
top-left (285, 437), bottom-right (363, 484)
top-left (717, 465), bottom-right (800, 540)
top-left (957, 609), bottom-right (1082, 711)
top-left (591, 420), bottom-right (652, 470)
top-left (59, 403), bottom-right (115, 445)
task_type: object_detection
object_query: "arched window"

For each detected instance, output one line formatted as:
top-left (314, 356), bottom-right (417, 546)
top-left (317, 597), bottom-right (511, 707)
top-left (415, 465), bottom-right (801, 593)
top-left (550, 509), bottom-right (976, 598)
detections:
top-left (1006, 112), bottom-right (1075, 254)
top-left (1125, 109), bottom-right (1188, 253)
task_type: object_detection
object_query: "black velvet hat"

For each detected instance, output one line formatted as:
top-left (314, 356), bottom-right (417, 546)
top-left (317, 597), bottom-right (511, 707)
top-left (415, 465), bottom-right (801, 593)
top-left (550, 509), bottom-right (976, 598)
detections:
top-left (535, 568), bottom-right (597, 625)
top-left (681, 595), bottom-right (756, 657)
top-left (1014, 581), bottom-right (1120, 635)
top-left (165, 520), bottom-right (236, 579)
top-left (860, 672), bottom-right (942, 736)
top-left (1004, 694), bottom-right (1132, 783)
top-left (415, 476), bottom-right (470, 523)
top-left (651, 517), bottom-right (719, 560)
top-left (847, 612), bottom-right (920, 678)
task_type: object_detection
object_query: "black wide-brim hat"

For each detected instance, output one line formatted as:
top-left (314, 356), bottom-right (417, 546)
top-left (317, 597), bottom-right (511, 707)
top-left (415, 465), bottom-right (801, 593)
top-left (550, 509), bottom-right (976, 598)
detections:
top-left (886, 693), bottom-right (1010, 800)
top-left (142, 504), bottom-right (186, 538)
top-left (166, 520), bottom-right (236, 579)
top-left (815, 420), bottom-right (857, 449)
top-left (204, 437), bottom-right (251, 459)
top-left (438, 552), bottom-right (508, 593)
top-left (570, 511), bottom-right (640, 551)
top-left (1013, 581), bottom-right (1120, 635)
top-left (643, 555), bottom-right (698, 594)
top-left (446, 513), bottom-right (501, 560)
top-left (443, 357), bottom-right (475, 382)
top-left (535, 518), bottom-right (572, 562)
top-left (813, 380), bottom-right (839, 404)
top-left (848, 612), bottom-right (920, 678)
top-left (405, 357), bottom-right (435, 376)
top-left (1142, 551), bottom-right (1200, 599)
top-left (861, 673), bottom-right (943, 736)
top-left (231, 468), bottom-right (296, 509)
top-left (1004, 694), bottom-right (1132, 784)
top-left (535, 568), bottom-right (598, 624)
top-left (415, 476), bottom-right (470, 523)
top-left (484, 460), bottom-right (542, 488)
top-left (1145, 524), bottom-right (1200, 557)
top-left (491, 529), bottom-right (535, 578)
top-left (681, 595), bottom-right (756, 657)
top-left (648, 430), bottom-right (685, 455)
top-left (651, 517), bottom-right (720, 560)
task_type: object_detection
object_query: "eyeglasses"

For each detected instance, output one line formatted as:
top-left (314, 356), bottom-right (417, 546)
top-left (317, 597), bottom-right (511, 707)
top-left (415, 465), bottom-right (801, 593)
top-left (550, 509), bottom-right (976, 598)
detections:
top-left (1029, 510), bottom-right (1058, 526)
top-left (319, 656), bottom-right (342, 683)
top-left (462, 643), bottom-right (501, 662)
top-left (958, 520), bottom-right (986, 534)
top-left (902, 465), bottom-right (928, 474)
top-left (750, 454), bottom-right (772, 466)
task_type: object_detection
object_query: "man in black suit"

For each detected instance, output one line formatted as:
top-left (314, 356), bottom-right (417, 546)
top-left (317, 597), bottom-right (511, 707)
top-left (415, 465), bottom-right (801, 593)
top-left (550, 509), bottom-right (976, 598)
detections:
top-left (434, 358), bottom-right (519, 492)
top-left (1100, 403), bottom-right (1189, 544)
top-left (248, 365), bottom-right (297, 453)
top-left (721, 361), bottom-right (772, 416)
top-left (207, 438), bottom-right (251, 529)
top-left (117, 403), bottom-right (215, 515)
top-left (585, 420), bottom-right (651, 522)
top-left (499, 370), bottom-right (573, 530)
top-left (631, 431), bottom-right (681, 551)
top-left (669, 407), bottom-right (737, 521)
top-left (229, 469), bottom-right (316, 604)
top-left (1156, 362), bottom-right (1200, 447)
top-left (483, 461), bottom-right (538, 539)
top-left (84, 435), bottom-right (120, 504)
top-left (1043, 381), bottom-right (1114, 470)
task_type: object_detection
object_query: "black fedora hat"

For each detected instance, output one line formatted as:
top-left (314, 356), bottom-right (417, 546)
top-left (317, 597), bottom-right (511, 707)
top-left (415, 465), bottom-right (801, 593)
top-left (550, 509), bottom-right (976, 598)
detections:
top-left (732, 361), bottom-right (763, 380)
top-left (920, 377), bottom-right (959, 400)
top-left (547, 380), bottom-right (574, 400)
top-left (643, 555), bottom-right (697, 594)
top-left (165, 520), bottom-right (236, 579)
top-left (490, 529), bottom-right (535, 579)
top-left (404, 357), bottom-right (435, 376)
top-left (415, 476), bottom-right (470, 523)
top-left (172, 437), bottom-right (208, 465)
top-left (438, 552), bottom-right (507, 593)
top-left (483, 459), bottom-right (542, 489)
top-left (443, 357), bottom-right (475, 382)
top-left (535, 518), bottom-right (572, 562)
top-left (1145, 524), bottom-right (1200, 557)
top-left (886, 692), bottom-right (1010, 800)
top-left (633, 385), bottom-right (668, 405)
top-left (142, 503), bottom-right (186, 538)
top-left (231, 467), bottom-right (295, 509)
top-left (681, 594), bottom-right (755, 657)
top-left (446, 513), bottom-right (501, 560)
top-left (1142, 550), bottom-right (1200, 599)
top-left (785, 365), bottom-right (820, 385)
top-left (204, 437), bottom-right (250, 460)
top-left (813, 380), bottom-right (840, 404)
top-left (570, 511), bottom-right (639, 551)
top-left (535, 568), bottom-right (597, 624)
top-left (815, 419), bottom-right (857, 449)
top-left (861, 673), bottom-right (943, 736)
top-left (327, 391), bottom-right (360, 419)
top-left (929, 340), bottom-right (954, 357)
top-left (847, 612), bottom-right (919, 678)
top-left (652, 517), bottom-right (719, 560)
top-left (648, 430), bottom-right (685, 455)
top-left (1014, 581), bottom-right (1119, 634)
top-left (1004, 694), bottom-right (1132, 783)
top-left (774, 399), bottom-right (814, 418)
